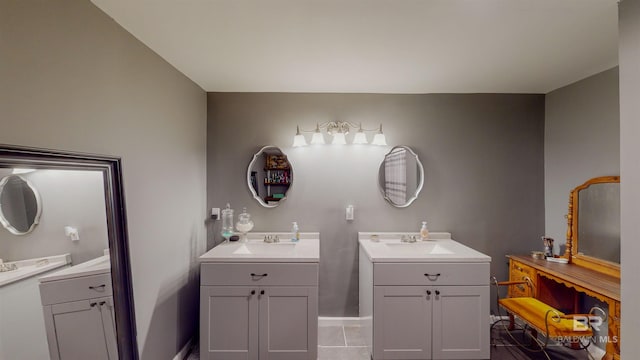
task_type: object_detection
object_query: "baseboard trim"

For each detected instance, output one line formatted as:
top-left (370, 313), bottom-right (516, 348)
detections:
top-left (318, 316), bottom-right (361, 327)
top-left (173, 337), bottom-right (194, 360)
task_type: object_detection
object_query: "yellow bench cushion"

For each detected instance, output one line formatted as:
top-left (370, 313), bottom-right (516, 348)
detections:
top-left (499, 297), bottom-right (593, 339)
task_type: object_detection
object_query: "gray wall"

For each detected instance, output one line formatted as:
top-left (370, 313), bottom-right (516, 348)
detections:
top-left (619, 0), bottom-right (640, 357)
top-left (0, 1), bottom-right (207, 359)
top-left (0, 170), bottom-right (109, 265)
top-left (207, 92), bottom-right (545, 316)
top-left (544, 67), bottom-right (620, 253)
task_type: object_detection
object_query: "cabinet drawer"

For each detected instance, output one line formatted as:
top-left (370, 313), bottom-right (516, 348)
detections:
top-left (40, 274), bottom-right (112, 305)
top-left (508, 260), bottom-right (535, 297)
top-left (201, 263), bottom-right (318, 286)
top-left (510, 260), bottom-right (535, 280)
top-left (373, 263), bottom-right (489, 286)
top-left (507, 282), bottom-right (531, 298)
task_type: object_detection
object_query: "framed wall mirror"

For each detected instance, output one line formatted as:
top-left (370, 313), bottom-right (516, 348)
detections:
top-left (565, 175), bottom-right (620, 277)
top-left (0, 145), bottom-right (138, 360)
top-left (378, 145), bottom-right (424, 208)
top-left (0, 174), bottom-right (42, 235)
top-left (247, 146), bottom-right (293, 208)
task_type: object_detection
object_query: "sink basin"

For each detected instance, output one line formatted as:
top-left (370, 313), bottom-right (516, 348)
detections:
top-left (358, 232), bottom-right (491, 262)
top-left (385, 242), bottom-right (454, 255)
top-left (232, 242), bottom-right (296, 255)
top-left (200, 233), bottom-right (319, 263)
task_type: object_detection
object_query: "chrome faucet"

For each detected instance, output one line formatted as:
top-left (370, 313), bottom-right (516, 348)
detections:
top-left (400, 234), bottom-right (418, 243)
top-left (0, 263), bottom-right (18, 272)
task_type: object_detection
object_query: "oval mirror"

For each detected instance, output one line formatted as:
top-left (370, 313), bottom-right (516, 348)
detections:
top-left (378, 146), bottom-right (424, 207)
top-left (0, 174), bottom-right (42, 235)
top-left (247, 146), bottom-right (293, 208)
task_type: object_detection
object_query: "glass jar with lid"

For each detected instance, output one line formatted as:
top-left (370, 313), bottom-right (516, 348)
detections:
top-left (236, 207), bottom-right (254, 242)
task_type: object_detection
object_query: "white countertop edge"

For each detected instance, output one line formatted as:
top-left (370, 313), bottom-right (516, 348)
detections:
top-left (360, 256), bottom-right (491, 263)
top-left (39, 254), bottom-right (111, 283)
top-left (358, 232), bottom-right (452, 240)
top-left (0, 254), bottom-right (71, 287)
top-left (199, 257), bottom-right (319, 263)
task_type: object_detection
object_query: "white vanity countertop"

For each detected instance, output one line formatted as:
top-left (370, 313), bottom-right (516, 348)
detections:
top-left (0, 254), bottom-right (71, 287)
top-left (39, 254), bottom-right (111, 283)
top-left (359, 232), bottom-right (491, 263)
top-left (199, 232), bottom-right (319, 263)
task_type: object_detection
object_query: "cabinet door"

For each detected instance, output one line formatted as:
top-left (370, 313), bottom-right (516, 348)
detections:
top-left (431, 286), bottom-right (489, 359)
top-left (200, 286), bottom-right (259, 360)
top-left (45, 299), bottom-right (111, 360)
top-left (373, 286), bottom-right (431, 359)
top-left (98, 296), bottom-right (119, 360)
top-left (258, 286), bottom-right (318, 360)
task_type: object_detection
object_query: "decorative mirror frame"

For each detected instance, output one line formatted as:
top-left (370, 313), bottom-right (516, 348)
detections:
top-left (564, 175), bottom-right (620, 278)
top-left (0, 174), bottom-right (43, 235)
top-left (0, 144), bottom-right (139, 359)
top-left (378, 145), bottom-right (425, 208)
top-left (246, 145), bottom-right (293, 208)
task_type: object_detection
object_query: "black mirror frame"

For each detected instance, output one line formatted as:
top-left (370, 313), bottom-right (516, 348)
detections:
top-left (0, 144), bottom-right (138, 360)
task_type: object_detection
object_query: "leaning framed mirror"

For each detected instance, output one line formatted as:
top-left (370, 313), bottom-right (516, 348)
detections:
top-left (378, 145), bottom-right (424, 207)
top-left (0, 145), bottom-right (138, 360)
top-left (565, 175), bottom-right (620, 278)
top-left (247, 146), bottom-right (293, 208)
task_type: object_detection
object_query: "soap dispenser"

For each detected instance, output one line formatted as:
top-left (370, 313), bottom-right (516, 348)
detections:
top-left (420, 221), bottom-right (430, 241)
top-left (291, 222), bottom-right (300, 242)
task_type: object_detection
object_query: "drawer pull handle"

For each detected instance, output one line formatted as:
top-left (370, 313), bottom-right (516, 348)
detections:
top-left (260, 290), bottom-right (265, 295)
top-left (89, 284), bottom-right (106, 291)
top-left (435, 290), bottom-right (440, 296)
top-left (426, 290), bottom-right (432, 295)
top-left (251, 290), bottom-right (256, 295)
top-left (424, 273), bottom-right (441, 281)
top-left (250, 273), bottom-right (268, 278)
top-left (90, 302), bottom-right (97, 307)
top-left (99, 301), bottom-right (106, 306)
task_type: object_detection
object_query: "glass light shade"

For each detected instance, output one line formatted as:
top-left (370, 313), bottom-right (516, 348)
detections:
top-left (332, 132), bottom-right (347, 145)
top-left (372, 133), bottom-right (387, 146)
top-left (352, 132), bottom-right (368, 145)
top-left (293, 134), bottom-right (307, 147)
top-left (311, 132), bottom-right (325, 145)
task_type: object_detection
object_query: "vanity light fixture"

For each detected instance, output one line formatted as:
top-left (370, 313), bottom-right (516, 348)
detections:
top-left (292, 121), bottom-right (387, 147)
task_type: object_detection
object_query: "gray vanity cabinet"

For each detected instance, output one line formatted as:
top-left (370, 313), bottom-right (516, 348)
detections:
top-left (39, 274), bottom-right (117, 360)
top-left (373, 286), bottom-right (432, 359)
top-left (374, 285), bottom-right (488, 359)
top-left (200, 263), bottom-right (318, 360)
top-left (361, 254), bottom-right (490, 360)
top-left (200, 286), bottom-right (259, 359)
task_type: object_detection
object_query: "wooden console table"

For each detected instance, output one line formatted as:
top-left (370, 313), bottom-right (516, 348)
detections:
top-left (507, 255), bottom-right (620, 360)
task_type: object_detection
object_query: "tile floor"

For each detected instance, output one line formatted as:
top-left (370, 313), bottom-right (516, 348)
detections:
top-left (317, 325), bottom-right (370, 360)
top-left (187, 324), bottom-right (597, 360)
